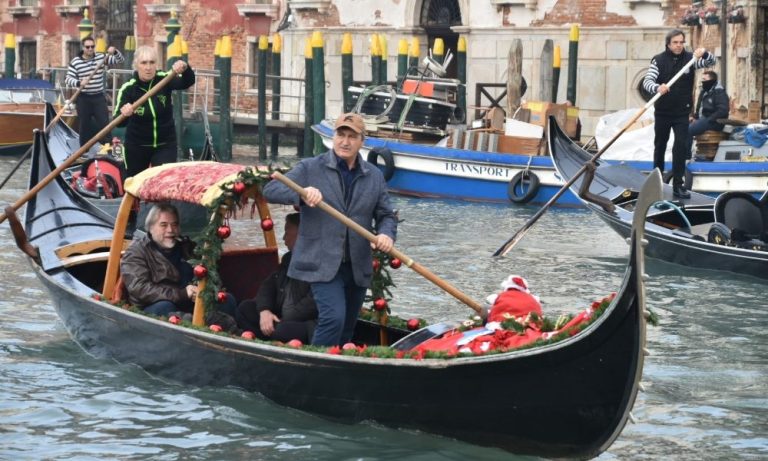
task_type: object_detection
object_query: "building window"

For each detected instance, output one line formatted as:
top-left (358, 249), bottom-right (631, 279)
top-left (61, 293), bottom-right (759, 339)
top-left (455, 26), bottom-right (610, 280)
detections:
top-left (67, 40), bottom-right (81, 62)
top-left (249, 41), bottom-right (273, 88)
top-left (18, 41), bottom-right (38, 78)
top-left (19, 0), bottom-right (38, 6)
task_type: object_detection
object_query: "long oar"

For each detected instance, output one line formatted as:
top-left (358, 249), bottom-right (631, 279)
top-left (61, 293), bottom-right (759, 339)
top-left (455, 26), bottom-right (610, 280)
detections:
top-left (271, 171), bottom-right (486, 316)
top-left (0, 69), bottom-right (180, 225)
top-left (493, 55), bottom-right (698, 257)
top-left (0, 57), bottom-right (108, 190)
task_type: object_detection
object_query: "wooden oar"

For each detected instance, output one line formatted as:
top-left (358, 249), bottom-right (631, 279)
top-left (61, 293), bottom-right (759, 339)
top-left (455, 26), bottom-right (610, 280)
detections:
top-left (271, 171), bottom-right (486, 317)
top-left (493, 55), bottom-right (699, 257)
top-left (0, 57), bottom-right (108, 190)
top-left (0, 69), bottom-right (180, 225)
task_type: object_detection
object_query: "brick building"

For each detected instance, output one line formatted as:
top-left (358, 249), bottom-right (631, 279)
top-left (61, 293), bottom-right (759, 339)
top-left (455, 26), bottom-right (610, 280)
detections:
top-left (2, 0), bottom-right (766, 136)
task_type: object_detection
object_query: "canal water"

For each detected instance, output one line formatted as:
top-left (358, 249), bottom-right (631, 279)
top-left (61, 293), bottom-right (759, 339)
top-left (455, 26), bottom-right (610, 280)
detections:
top-left (1, 153), bottom-right (766, 460)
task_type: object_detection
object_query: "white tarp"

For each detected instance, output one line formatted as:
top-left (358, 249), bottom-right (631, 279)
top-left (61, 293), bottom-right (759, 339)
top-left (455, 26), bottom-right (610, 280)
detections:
top-left (594, 107), bottom-right (673, 162)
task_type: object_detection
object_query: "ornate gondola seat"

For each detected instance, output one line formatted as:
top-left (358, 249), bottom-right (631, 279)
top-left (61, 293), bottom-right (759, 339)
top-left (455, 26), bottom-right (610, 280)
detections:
top-left (709, 191), bottom-right (768, 245)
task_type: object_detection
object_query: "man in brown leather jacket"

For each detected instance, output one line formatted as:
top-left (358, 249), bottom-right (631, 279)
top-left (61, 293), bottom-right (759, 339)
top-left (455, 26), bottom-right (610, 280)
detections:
top-left (121, 203), bottom-right (199, 316)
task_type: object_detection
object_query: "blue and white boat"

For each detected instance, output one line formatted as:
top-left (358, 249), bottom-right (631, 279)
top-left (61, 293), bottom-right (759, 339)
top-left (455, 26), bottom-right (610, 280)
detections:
top-left (313, 118), bottom-right (768, 207)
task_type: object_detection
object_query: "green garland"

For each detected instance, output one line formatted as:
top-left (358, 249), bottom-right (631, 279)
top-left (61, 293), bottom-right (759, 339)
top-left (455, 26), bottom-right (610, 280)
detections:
top-left (188, 166), bottom-right (274, 311)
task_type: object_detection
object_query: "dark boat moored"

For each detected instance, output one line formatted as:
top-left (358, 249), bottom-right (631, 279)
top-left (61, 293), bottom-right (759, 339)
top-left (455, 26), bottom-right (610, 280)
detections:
top-left (548, 117), bottom-right (768, 280)
top-left (8, 127), bottom-right (662, 459)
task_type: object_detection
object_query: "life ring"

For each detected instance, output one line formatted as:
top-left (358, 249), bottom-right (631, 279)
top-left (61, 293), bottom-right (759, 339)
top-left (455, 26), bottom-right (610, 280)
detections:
top-left (508, 170), bottom-right (540, 204)
top-left (367, 147), bottom-right (395, 181)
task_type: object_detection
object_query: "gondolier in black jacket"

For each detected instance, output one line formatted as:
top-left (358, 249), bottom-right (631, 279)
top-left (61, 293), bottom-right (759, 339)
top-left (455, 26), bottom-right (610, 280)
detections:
top-left (114, 46), bottom-right (195, 179)
top-left (65, 35), bottom-right (125, 147)
top-left (643, 29), bottom-right (715, 199)
top-left (689, 70), bottom-right (730, 160)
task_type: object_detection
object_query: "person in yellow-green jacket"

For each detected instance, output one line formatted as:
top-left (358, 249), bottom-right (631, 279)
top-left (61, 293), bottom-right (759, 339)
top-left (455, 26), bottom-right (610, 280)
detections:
top-left (114, 46), bottom-right (195, 179)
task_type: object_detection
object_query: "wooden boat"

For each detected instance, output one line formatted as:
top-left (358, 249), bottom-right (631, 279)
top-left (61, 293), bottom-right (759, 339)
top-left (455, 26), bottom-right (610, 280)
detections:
top-left (7, 126), bottom-right (660, 459)
top-left (0, 78), bottom-right (75, 155)
top-left (548, 117), bottom-right (768, 280)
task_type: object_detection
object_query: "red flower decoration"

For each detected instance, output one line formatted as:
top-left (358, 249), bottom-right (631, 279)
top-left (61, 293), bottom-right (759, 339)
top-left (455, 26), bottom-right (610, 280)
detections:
top-left (407, 318), bottom-right (421, 331)
top-left (241, 331), bottom-right (256, 340)
top-left (216, 225), bottom-right (231, 239)
top-left (261, 218), bottom-right (274, 231)
top-left (232, 181), bottom-right (246, 195)
top-left (389, 258), bottom-right (402, 269)
top-left (373, 298), bottom-right (387, 311)
top-left (287, 339), bottom-right (303, 348)
top-left (169, 315), bottom-right (181, 325)
top-left (342, 342), bottom-right (357, 351)
top-left (372, 258), bottom-right (381, 272)
top-left (209, 324), bottom-right (223, 332)
top-left (327, 346), bottom-right (342, 355)
top-left (217, 291), bottom-right (228, 303)
top-left (193, 264), bottom-right (208, 279)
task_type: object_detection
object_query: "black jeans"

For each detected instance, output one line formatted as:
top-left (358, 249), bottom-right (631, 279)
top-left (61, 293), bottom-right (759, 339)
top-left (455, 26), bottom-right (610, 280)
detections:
top-left (76, 93), bottom-right (111, 147)
top-left (123, 142), bottom-right (178, 179)
top-left (653, 113), bottom-right (689, 187)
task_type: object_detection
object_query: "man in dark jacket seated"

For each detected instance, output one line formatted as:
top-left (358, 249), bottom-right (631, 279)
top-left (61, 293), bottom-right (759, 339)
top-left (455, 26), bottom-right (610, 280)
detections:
top-left (121, 203), bottom-right (236, 318)
top-left (689, 70), bottom-right (730, 160)
top-left (235, 213), bottom-right (318, 343)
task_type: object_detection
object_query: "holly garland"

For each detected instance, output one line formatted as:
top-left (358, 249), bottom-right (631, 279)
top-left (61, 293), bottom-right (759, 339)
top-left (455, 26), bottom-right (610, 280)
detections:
top-left (188, 166), bottom-right (274, 311)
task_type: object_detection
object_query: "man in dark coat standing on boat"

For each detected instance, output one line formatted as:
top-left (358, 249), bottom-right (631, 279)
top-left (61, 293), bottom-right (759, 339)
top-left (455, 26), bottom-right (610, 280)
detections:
top-left (643, 29), bottom-right (715, 199)
top-left (263, 113), bottom-right (398, 346)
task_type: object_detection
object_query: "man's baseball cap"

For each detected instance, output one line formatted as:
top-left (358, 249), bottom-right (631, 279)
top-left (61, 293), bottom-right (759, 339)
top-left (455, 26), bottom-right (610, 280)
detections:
top-left (334, 113), bottom-right (365, 134)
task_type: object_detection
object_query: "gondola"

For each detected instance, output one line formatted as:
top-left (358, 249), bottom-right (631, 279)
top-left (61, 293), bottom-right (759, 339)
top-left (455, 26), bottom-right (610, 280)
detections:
top-left (548, 117), bottom-right (768, 280)
top-left (6, 126), bottom-right (659, 460)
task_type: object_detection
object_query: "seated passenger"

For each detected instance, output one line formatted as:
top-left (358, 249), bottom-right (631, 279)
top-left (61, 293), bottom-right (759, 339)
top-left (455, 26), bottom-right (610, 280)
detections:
top-left (689, 70), bottom-right (730, 160)
top-left (235, 213), bottom-right (318, 343)
top-left (121, 203), bottom-right (236, 317)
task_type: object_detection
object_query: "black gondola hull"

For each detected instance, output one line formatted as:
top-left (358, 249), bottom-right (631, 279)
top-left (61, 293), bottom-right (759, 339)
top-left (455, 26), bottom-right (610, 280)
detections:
top-left (20, 126), bottom-right (651, 459)
top-left (548, 117), bottom-right (768, 280)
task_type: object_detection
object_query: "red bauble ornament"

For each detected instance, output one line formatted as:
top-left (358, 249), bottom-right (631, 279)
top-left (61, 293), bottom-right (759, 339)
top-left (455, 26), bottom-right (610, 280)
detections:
top-left (209, 324), bottom-right (223, 332)
top-left (193, 264), bottom-right (208, 279)
top-left (342, 342), bottom-right (357, 351)
top-left (286, 339), bottom-right (303, 348)
top-left (373, 298), bottom-right (387, 311)
top-left (216, 225), bottom-right (231, 239)
top-left (232, 181), bottom-right (246, 194)
top-left (261, 218), bottom-right (274, 231)
top-left (216, 291), bottom-right (228, 303)
top-left (390, 258), bottom-right (402, 269)
top-left (169, 315), bottom-right (182, 325)
top-left (407, 318), bottom-right (421, 331)
top-left (372, 258), bottom-right (381, 272)
top-left (241, 330), bottom-right (256, 340)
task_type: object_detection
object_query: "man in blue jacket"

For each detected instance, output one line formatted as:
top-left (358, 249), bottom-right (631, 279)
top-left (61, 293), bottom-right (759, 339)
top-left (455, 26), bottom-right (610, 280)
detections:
top-left (263, 113), bottom-right (398, 346)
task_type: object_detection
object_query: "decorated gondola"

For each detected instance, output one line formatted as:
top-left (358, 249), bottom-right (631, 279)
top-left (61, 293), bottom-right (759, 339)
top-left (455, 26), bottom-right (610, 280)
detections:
top-left (4, 125), bottom-right (660, 459)
top-left (548, 117), bottom-right (768, 280)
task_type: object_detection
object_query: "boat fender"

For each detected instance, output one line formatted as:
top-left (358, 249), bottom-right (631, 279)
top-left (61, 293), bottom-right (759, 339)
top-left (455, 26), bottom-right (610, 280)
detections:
top-left (508, 170), bottom-right (540, 204)
top-left (707, 222), bottom-right (731, 245)
top-left (367, 147), bottom-right (395, 182)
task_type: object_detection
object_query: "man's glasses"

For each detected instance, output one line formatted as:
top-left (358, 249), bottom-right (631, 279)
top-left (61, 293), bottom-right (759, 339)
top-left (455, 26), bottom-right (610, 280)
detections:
top-left (84, 45), bottom-right (95, 49)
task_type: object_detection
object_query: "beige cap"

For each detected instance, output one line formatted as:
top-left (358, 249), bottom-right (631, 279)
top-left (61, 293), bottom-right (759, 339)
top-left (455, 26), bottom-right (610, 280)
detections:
top-left (334, 113), bottom-right (365, 134)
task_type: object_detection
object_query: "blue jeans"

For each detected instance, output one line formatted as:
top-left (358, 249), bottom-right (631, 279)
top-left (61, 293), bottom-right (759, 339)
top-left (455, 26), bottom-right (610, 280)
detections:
top-left (143, 300), bottom-right (180, 317)
top-left (310, 262), bottom-right (367, 346)
top-left (689, 118), bottom-right (720, 158)
top-left (143, 293), bottom-right (236, 318)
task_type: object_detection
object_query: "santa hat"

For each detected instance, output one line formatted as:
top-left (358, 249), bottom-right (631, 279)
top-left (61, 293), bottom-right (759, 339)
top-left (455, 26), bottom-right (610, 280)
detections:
top-left (500, 275), bottom-right (530, 293)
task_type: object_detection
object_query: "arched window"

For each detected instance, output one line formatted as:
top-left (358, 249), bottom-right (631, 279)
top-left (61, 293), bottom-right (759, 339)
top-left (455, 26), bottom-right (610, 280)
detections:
top-left (419, 0), bottom-right (462, 28)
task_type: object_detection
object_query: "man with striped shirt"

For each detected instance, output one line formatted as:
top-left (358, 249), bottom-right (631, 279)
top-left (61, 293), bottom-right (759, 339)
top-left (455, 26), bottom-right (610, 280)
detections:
top-left (65, 35), bottom-right (125, 147)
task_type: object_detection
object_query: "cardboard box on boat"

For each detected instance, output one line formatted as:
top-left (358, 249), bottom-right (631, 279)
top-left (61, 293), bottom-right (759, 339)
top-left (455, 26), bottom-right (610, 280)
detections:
top-left (524, 101), bottom-right (568, 131)
top-left (565, 106), bottom-right (580, 138)
top-left (496, 134), bottom-right (542, 155)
